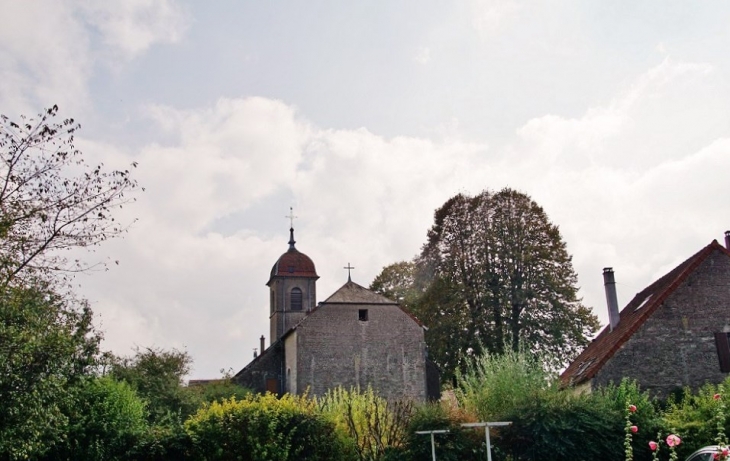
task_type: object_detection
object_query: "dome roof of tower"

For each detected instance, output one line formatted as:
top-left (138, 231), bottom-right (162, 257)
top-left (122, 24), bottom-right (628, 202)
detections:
top-left (269, 248), bottom-right (318, 279)
top-left (267, 226), bottom-right (319, 285)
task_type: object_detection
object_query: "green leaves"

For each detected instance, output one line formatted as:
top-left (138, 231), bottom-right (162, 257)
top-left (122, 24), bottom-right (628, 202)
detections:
top-left (0, 285), bottom-right (100, 460)
top-left (185, 394), bottom-right (352, 461)
top-left (371, 188), bottom-right (599, 380)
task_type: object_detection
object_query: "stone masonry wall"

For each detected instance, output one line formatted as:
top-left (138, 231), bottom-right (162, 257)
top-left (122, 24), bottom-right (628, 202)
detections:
top-left (294, 303), bottom-right (427, 402)
top-left (234, 341), bottom-right (283, 394)
top-left (594, 250), bottom-right (730, 397)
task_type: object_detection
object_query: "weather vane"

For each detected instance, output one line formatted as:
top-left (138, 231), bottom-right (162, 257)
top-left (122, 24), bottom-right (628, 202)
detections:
top-left (344, 262), bottom-right (355, 282)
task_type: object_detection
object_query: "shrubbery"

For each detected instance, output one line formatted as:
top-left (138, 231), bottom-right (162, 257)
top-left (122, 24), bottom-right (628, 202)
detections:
top-left (185, 393), bottom-right (353, 461)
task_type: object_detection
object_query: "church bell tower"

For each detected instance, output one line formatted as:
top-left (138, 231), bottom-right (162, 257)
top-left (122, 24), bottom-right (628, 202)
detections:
top-left (267, 223), bottom-right (318, 343)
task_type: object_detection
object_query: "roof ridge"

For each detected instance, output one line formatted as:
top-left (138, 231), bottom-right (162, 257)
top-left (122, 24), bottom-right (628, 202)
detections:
top-left (561, 240), bottom-right (725, 387)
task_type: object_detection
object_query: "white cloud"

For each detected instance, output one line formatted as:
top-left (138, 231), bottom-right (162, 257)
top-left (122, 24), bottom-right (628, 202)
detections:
top-left (0, 1), bottom-right (91, 115)
top-left (79, 0), bottom-right (190, 59)
top-left (0, 0), bottom-right (189, 116)
top-left (414, 47), bottom-right (431, 64)
top-left (468, 0), bottom-right (522, 36)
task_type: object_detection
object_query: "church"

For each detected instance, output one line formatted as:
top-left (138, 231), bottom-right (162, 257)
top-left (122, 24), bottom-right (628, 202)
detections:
top-left (233, 225), bottom-right (440, 402)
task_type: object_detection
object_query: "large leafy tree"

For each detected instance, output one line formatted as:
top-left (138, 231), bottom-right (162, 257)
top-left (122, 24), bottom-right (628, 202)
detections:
top-left (371, 188), bottom-right (598, 378)
top-left (0, 285), bottom-right (100, 460)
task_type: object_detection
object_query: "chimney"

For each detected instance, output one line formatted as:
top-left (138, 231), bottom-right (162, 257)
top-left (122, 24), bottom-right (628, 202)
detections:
top-left (253, 348), bottom-right (258, 359)
top-left (260, 335), bottom-right (266, 353)
top-left (603, 268), bottom-right (620, 332)
top-left (725, 231), bottom-right (730, 250)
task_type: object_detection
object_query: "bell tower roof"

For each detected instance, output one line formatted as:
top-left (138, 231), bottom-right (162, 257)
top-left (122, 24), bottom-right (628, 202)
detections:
top-left (267, 226), bottom-right (318, 285)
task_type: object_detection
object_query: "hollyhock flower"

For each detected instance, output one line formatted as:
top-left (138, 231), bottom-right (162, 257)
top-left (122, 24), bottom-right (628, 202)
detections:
top-left (631, 425), bottom-right (638, 433)
top-left (723, 447), bottom-right (729, 456)
top-left (715, 393), bottom-right (722, 400)
top-left (629, 404), bottom-right (637, 413)
top-left (649, 441), bottom-right (658, 451)
top-left (666, 434), bottom-right (681, 447)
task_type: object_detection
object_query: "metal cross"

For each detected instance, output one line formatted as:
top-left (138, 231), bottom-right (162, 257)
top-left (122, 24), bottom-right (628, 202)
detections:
top-left (344, 262), bottom-right (355, 282)
top-left (285, 207), bottom-right (297, 228)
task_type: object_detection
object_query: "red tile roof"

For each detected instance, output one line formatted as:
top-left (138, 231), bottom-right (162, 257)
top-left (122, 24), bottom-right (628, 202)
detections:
top-left (268, 248), bottom-right (318, 283)
top-left (560, 239), bottom-right (730, 387)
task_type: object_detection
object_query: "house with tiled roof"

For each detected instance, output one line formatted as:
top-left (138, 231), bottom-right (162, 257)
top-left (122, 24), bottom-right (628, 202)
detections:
top-left (561, 232), bottom-right (730, 397)
top-left (233, 225), bottom-right (440, 402)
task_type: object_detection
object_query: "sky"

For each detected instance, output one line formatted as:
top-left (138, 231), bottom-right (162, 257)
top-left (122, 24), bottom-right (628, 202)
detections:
top-left (2, 0), bottom-right (730, 379)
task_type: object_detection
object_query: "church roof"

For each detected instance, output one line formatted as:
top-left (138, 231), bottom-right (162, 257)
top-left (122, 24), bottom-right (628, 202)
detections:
top-left (322, 280), bottom-right (399, 305)
top-left (267, 228), bottom-right (318, 284)
top-left (560, 239), bottom-right (730, 387)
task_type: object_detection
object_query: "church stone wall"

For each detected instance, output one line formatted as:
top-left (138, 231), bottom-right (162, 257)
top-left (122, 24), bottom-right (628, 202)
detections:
top-left (270, 277), bottom-right (316, 342)
top-left (234, 341), bottom-right (283, 394)
top-left (293, 303), bottom-right (428, 402)
top-left (284, 331), bottom-right (298, 394)
top-left (594, 250), bottom-right (730, 397)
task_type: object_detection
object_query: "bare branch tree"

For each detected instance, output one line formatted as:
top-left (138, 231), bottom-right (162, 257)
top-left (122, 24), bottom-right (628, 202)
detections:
top-left (0, 105), bottom-right (139, 287)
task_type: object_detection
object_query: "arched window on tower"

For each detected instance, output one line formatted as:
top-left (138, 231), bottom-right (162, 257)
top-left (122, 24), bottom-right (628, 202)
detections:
top-left (290, 287), bottom-right (303, 311)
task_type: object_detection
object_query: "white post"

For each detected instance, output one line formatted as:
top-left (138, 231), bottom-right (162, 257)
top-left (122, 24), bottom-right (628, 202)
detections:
top-left (416, 429), bottom-right (450, 461)
top-left (461, 421), bottom-right (512, 461)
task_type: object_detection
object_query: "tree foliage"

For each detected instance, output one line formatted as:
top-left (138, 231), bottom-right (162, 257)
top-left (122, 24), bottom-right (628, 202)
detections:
top-left (318, 387), bottom-right (413, 461)
top-left (108, 346), bottom-right (200, 424)
top-left (185, 393), bottom-right (353, 461)
top-left (0, 284), bottom-right (100, 460)
top-left (372, 188), bottom-right (599, 377)
top-left (43, 376), bottom-right (148, 461)
top-left (0, 105), bottom-right (138, 287)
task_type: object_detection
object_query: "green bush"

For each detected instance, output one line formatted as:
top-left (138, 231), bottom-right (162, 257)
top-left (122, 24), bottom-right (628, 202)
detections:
top-left (390, 403), bottom-right (484, 461)
top-left (596, 379), bottom-right (662, 461)
top-left (455, 349), bottom-right (551, 421)
top-left (318, 387), bottom-right (412, 461)
top-left (44, 376), bottom-right (148, 461)
top-left (663, 379), bottom-right (730, 460)
top-left (498, 388), bottom-right (622, 461)
top-left (185, 393), bottom-right (353, 461)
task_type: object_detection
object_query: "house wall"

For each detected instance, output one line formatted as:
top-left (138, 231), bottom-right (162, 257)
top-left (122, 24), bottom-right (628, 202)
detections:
top-left (233, 341), bottom-right (283, 394)
top-left (294, 303), bottom-right (428, 402)
top-left (594, 250), bottom-right (730, 396)
top-left (284, 330), bottom-right (298, 394)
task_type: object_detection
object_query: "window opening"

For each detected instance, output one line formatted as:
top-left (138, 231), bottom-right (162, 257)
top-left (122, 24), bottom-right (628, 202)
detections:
top-left (359, 309), bottom-right (369, 321)
top-left (290, 288), bottom-right (303, 311)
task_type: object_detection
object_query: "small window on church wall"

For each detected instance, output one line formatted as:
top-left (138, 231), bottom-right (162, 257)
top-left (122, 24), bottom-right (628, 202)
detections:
top-left (290, 288), bottom-right (303, 311)
top-left (359, 309), bottom-right (368, 321)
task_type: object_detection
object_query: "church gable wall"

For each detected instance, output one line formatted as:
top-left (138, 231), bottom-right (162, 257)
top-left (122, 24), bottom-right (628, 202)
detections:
top-left (294, 303), bottom-right (427, 402)
top-left (594, 250), bottom-right (730, 396)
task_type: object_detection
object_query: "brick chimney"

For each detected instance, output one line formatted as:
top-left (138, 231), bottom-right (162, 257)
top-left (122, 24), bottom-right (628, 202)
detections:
top-left (603, 268), bottom-right (620, 332)
top-left (260, 335), bottom-right (266, 353)
top-left (725, 231), bottom-right (730, 250)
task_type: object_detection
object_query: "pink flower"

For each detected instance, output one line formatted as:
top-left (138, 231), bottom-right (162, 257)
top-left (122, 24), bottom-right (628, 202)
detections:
top-left (715, 393), bottom-right (722, 400)
top-left (649, 441), bottom-right (658, 451)
top-left (630, 425), bottom-right (638, 433)
top-left (666, 434), bottom-right (681, 447)
top-left (628, 404), bottom-right (637, 413)
top-left (722, 447), bottom-right (729, 456)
